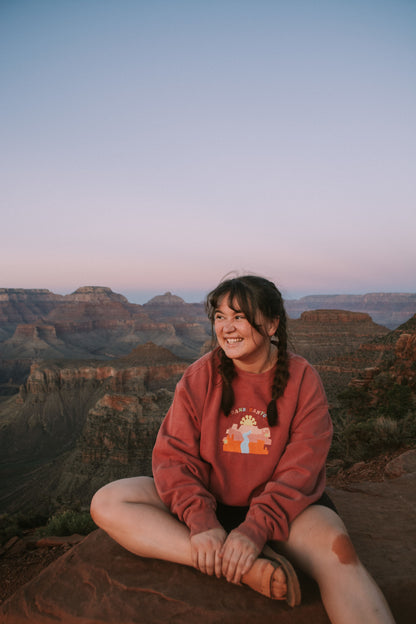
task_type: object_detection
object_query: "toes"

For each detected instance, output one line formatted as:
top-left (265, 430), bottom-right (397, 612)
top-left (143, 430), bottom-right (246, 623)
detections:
top-left (273, 566), bottom-right (286, 584)
top-left (271, 567), bottom-right (287, 600)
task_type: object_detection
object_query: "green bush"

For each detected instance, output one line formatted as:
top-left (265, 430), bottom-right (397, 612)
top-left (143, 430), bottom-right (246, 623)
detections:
top-left (330, 410), bottom-right (415, 464)
top-left (0, 512), bottom-right (49, 546)
top-left (337, 386), bottom-right (372, 415)
top-left (378, 384), bottom-right (413, 419)
top-left (37, 510), bottom-right (97, 538)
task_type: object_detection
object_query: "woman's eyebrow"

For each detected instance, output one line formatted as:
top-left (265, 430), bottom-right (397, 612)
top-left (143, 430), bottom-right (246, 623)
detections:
top-left (216, 308), bottom-right (244, 315)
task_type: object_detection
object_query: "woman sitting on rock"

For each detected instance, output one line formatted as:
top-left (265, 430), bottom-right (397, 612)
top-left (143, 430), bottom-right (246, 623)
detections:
top-left (91, 274), bottom-right (395, 623)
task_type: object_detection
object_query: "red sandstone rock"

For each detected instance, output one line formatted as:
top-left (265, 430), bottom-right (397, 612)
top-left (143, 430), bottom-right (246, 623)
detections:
top-left (384, 450), bottom-right (416, 478)
top-left (35, 534), bottom-right (85, 548)
top-left (1, 475), bottom-right (415, 624)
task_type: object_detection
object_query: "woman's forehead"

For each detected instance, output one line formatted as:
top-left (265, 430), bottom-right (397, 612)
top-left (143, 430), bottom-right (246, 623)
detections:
top-left (216, 293), bottom-right (257, 316)
top-left (216, 293), bottom-right (243, 310)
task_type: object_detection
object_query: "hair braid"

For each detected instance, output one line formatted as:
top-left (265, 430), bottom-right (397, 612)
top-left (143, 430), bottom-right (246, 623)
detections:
top-left (267, 312), bottom-right (290, 425)
top-left (217, 348), bottom-right (236, 416)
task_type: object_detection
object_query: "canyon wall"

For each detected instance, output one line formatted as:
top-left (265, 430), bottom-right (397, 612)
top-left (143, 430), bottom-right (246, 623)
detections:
top-left (1, 287), bottom-right (415, 516)
top-left (285, 292), bottom-right (416, 329)
top-left (0, 343), bottom-right (188, 514)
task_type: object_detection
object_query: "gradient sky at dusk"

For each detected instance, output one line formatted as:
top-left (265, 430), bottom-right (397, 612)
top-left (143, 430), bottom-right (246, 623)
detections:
top-left (1, 0), bottom-right (415, 303)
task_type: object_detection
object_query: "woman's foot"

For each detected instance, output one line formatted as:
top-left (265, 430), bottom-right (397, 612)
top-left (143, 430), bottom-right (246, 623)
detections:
top-left (242, 557), bottom-right (287, 599)
top-left (241, 547), bottom-right (301, 607)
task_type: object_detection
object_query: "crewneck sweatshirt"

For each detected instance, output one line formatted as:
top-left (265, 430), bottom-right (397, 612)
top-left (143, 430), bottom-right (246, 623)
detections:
top-left (152, 348), bottom-right (332, 551)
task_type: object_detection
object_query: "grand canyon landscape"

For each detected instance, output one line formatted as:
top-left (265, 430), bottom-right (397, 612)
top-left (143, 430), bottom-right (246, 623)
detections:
top-left (0, 286), bottom-right (415, 623)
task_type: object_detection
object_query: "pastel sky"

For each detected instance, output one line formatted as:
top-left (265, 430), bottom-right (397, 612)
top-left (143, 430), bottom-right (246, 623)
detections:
top-left (1, 0), bottom-right (415, 303)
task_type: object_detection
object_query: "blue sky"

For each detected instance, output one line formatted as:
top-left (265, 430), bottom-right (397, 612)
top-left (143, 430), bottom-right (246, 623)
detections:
top-left (1, 0), bottom-right (415, 303)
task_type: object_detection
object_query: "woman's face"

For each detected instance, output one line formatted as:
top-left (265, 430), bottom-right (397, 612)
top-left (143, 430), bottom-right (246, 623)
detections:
top-left (213, 295), bottom-right (279, 373)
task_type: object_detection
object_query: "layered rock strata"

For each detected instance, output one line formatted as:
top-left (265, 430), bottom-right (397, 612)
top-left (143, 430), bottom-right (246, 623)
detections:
top-left (0, 343), bottom-right (187, 514)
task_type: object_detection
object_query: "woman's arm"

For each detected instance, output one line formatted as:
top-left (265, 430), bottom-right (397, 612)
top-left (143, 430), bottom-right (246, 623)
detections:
top-left (235, 364), bottom-right (333, 551)
top-left (152, 376), bottom-right (223, 538)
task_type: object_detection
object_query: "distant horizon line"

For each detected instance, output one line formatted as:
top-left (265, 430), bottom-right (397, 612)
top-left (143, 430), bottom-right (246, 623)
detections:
top-left (1, 285), bottom-right (415, 306)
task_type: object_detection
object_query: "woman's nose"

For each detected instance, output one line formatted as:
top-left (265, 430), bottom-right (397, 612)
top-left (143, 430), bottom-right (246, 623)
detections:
top-left (224, 319), bottom-right (235, 332)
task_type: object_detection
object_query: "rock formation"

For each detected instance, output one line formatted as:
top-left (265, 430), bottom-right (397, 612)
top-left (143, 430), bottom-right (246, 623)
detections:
top-left (0, 343), bottom-right (188, 514)
top-left (1, 290), bottom-right (415, 517)
top-left (145, 291), bottom-right (186, 305)
top-left (1, 469), bottom-right (415, 624)
top-left (285, 292), bottom-right (416, 329)
top-left (288, 310), bottom-right (388, 365)
top-left (0, 286), bottom-right (211, 366)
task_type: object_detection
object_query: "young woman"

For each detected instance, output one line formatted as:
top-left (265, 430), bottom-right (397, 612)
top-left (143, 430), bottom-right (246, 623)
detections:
top-left (91, 275), bottom-right (395, 623)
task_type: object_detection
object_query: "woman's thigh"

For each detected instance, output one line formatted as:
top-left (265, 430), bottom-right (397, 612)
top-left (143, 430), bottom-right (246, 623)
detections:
top-left (91, 476), bottom-right (168, 513)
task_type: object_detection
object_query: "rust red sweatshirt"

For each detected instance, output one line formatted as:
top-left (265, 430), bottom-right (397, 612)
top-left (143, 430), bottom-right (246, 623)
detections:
top-left (152, 349), bottom-right (332, 551)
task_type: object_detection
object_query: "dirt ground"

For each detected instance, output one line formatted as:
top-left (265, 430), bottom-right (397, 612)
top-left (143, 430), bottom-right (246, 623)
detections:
top-left (0, 450), bottom-right (407, 606)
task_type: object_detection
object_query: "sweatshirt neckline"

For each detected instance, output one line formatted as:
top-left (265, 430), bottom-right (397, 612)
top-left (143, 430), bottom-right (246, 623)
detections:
top-left (234, 363), bottom-right (277, 379)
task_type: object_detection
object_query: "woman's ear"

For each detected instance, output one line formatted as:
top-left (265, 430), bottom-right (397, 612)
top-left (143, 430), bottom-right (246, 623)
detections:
top-left (267, 317), bottom-right (280, 337)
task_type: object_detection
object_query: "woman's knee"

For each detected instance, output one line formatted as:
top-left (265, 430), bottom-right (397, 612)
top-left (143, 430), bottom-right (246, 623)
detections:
top-left (90, 476), bottom-right (157, 526)
top-left (281, 506), bottom-right (357, 576)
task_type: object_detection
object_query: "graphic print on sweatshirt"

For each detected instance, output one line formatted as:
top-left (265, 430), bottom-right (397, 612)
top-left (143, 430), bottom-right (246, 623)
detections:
top-left (223, 407), bottom-right (271, 455)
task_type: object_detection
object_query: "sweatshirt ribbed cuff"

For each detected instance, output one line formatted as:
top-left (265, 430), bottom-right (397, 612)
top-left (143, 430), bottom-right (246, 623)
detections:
top-left (185, 505), bottom-right (223, 538)
top-left (233, 518), bottom-right (270, 552)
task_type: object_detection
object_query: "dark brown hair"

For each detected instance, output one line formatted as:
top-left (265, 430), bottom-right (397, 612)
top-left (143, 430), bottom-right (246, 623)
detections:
top-left (205, 275), bottom-right (289, 426)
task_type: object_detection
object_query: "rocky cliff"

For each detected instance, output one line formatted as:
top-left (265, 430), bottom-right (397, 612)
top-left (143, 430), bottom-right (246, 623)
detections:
top-left (1, 287), bottom-right (414, 392)
top-left (285, 292), bottom-right (416, 329)
top-left (2, 467), bottom-right (415, 623)
top-left (319, 315), bottom-right (416, 463)
top-left (288, 309), bottom-right (388, 364)
top-left (0, 287), bottom-right (211, 392)
top-left (345, 314), bottom-right (416, 403)
top-left (1, 288), bottom-right (415, 515)
top-left (0, 343), bottom-right (188, 514)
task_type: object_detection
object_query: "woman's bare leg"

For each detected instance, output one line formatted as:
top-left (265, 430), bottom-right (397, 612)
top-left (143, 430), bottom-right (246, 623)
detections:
top-left (273, 505), bottom-right (396, 624)
top-left (90, 476), bottom-right (193, 566)
top-left (90, 476), bottom-right (286, 598)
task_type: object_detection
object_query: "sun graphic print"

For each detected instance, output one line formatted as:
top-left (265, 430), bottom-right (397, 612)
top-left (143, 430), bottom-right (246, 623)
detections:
top-left (223, 410), bottom-right (272, 455)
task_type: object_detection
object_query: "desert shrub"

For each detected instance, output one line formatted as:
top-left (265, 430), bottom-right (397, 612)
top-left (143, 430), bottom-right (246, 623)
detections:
top-left (331, 410), bottom-right (415, 464)
top-left (343, 417), bottom-right (399, 461)
top-left (378, 384), bottom-right (413, 419)
top-left (0, 512), bottom-right (49, 545)
top-left (37, 510), bottom-right (97, 538)
top-left (337, 386), bottom-right (372, 415)
top-left (0, 513), bottom-right (20, 545)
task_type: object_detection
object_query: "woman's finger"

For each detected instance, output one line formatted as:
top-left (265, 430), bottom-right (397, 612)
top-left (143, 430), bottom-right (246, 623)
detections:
top-left (214, 550), bottom-right (222, 578)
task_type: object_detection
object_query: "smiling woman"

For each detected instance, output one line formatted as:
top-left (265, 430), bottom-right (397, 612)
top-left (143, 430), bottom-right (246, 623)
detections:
top-left (91, 273), bottom-right (396, 623)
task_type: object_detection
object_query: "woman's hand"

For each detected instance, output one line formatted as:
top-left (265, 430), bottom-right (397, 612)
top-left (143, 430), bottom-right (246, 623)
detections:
top-left (190, 527), bottom-right (227, 578)
top-left (220, 530), bottom-right (260, 584)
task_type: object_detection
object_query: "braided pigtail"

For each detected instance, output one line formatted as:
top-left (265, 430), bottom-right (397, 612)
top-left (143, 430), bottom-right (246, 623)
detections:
top-left (267, 310), bottom-right (290, 426)
top-left (217, 348), bottom-right (236, 415)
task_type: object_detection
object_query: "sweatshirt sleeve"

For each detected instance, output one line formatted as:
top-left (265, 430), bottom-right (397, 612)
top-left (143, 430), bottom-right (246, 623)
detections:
top-left (152, 373), bottom-right (223, 537)
top-left (235, 363), bottom-right (333, 551)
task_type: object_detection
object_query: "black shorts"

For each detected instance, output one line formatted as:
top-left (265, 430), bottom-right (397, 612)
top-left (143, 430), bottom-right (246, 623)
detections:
top-left (216, 491), bottom-right (338, 534)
